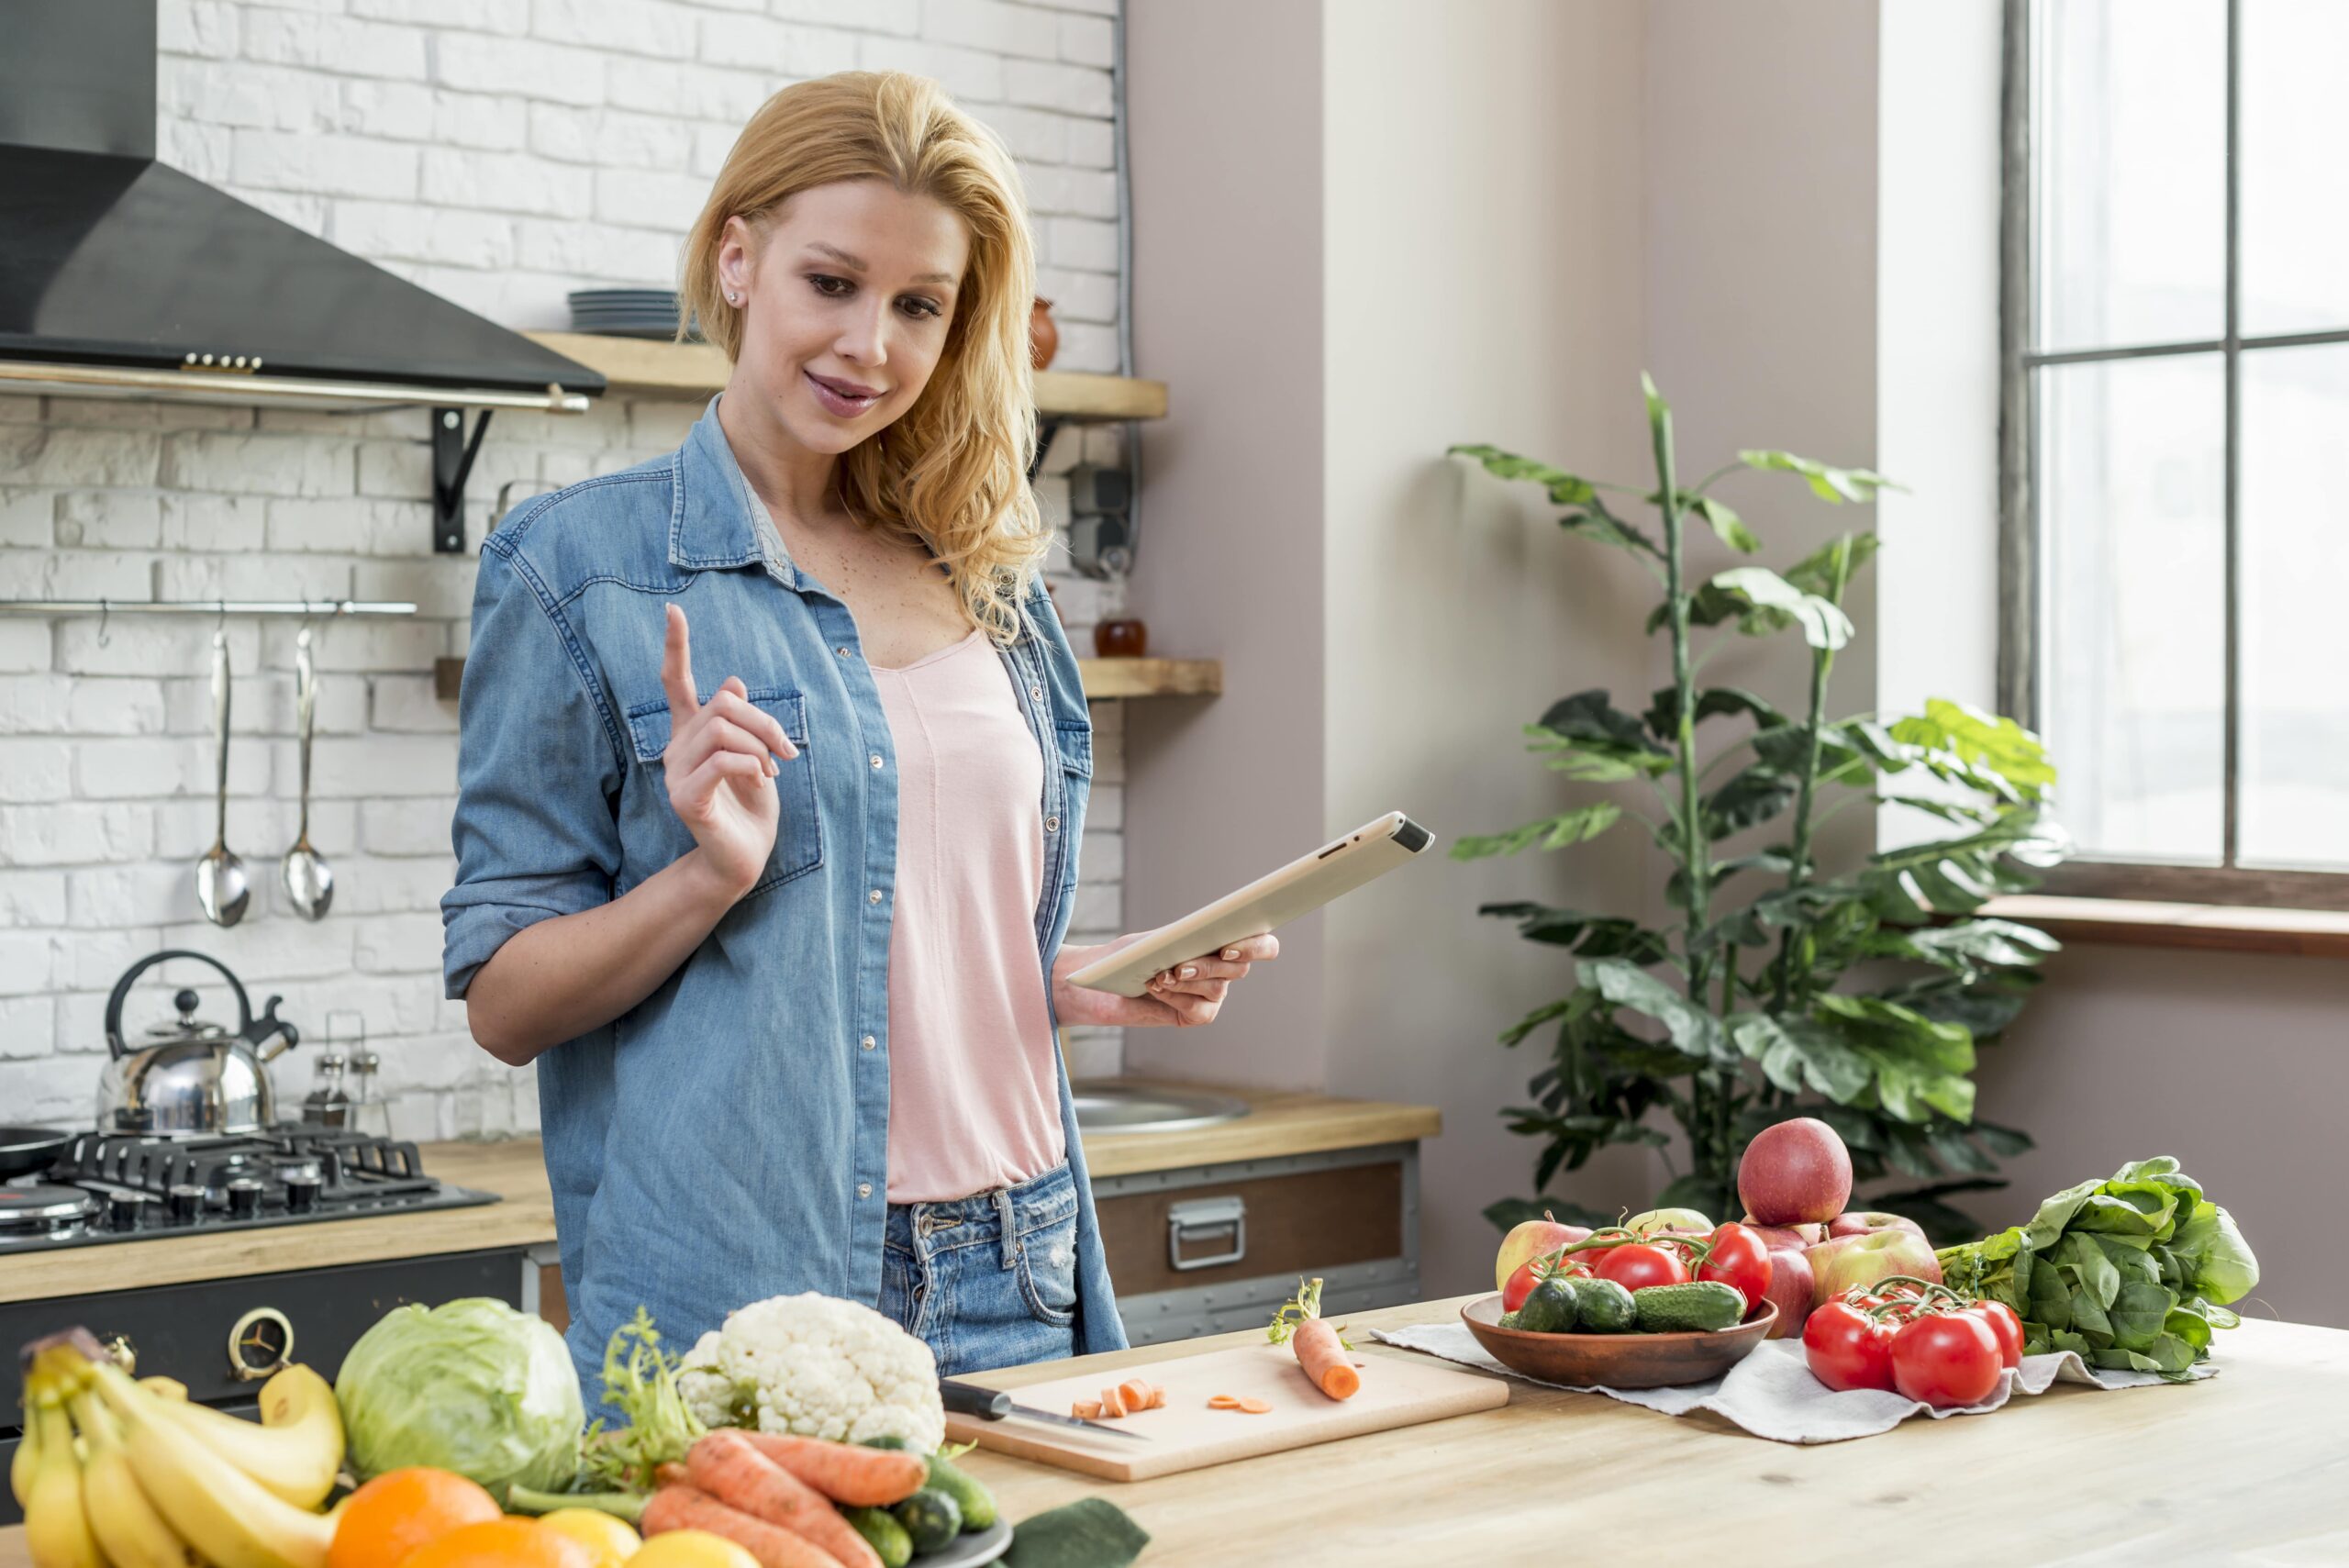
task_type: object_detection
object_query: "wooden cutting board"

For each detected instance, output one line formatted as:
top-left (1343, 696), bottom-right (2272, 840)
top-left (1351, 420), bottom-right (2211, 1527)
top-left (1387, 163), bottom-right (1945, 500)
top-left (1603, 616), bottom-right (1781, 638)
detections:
top-left (941, 1341), bottom-right (1509, 1481)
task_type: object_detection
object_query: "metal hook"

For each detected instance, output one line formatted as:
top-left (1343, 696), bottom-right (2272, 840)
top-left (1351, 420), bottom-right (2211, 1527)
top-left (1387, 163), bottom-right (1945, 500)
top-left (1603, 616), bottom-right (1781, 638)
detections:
top-left (95, 597), bottom-right (110, 649)
top-left (217, 598), bottom-right (228, 633)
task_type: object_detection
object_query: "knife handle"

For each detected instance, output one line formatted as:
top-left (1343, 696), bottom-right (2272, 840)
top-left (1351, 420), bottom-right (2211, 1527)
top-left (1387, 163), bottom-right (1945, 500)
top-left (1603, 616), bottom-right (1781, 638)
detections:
top-left (939, 1379), bottom-right (1012, 1420)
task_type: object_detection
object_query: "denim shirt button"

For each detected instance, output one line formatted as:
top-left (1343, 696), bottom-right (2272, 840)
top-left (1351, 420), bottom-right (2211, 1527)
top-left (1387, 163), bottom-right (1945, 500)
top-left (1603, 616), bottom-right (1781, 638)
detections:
top-left (836, 645), bottom-right (851, 657)
top-left (870, 752), bottom-right (884, 769)
top-left (858, 1183), bottom-right (873, 1198)
top-left (1045, 815), bottom-right (1060, 832)
top-left (869, 887), bottom-right (883, 904)
top-left (1030, 683), bottom-right (1043, 700)
top-left (860, 1034), bottom-right (875, 1050)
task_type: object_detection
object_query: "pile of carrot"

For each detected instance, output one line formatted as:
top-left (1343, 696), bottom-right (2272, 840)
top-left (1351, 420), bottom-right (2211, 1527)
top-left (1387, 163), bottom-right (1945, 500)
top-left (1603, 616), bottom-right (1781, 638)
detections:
top-left (640, 1428), bottom-right (929, 1568)
top-left (1073, 1375), bottom-right (1166, 1419)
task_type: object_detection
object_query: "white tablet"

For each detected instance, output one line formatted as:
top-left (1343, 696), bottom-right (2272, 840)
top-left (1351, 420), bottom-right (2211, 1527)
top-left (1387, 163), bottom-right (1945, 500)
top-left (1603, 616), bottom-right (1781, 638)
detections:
top-left (1064, 810), bottom-right (1435, 996)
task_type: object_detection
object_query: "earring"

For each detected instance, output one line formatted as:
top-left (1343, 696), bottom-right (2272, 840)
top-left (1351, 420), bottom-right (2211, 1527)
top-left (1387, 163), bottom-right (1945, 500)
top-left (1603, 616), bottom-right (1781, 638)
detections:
top-left (727, 291), bottom-right (741, 305)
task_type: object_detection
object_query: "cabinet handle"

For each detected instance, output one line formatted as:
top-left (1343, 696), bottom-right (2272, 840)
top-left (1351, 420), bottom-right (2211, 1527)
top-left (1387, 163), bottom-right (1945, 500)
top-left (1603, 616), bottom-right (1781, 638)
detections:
top-left (1167, 1195), bottom-right (1246, 1272)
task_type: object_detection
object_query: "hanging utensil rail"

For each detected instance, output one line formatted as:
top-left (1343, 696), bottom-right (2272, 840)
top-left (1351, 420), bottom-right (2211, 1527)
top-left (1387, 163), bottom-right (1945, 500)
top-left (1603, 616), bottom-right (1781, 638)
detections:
top-left (0, 599), bottom-right (417, 617)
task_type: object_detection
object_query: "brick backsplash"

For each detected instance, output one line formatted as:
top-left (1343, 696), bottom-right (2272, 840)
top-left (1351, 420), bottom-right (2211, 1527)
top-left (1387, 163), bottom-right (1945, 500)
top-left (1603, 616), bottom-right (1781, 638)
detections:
top-left (0, 0), bottom-right (1130, 1139)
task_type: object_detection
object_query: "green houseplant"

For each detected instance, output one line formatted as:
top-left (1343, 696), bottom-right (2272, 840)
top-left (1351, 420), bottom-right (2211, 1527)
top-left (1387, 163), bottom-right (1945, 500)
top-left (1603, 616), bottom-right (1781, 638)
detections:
top-left (1452, 375), bottom-right (2069, 1242)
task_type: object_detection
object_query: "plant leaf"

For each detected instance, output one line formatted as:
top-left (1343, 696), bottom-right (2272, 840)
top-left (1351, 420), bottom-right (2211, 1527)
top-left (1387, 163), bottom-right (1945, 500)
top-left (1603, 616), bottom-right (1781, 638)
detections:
top-left (1446, 442), bottom-right (1598, 506)
top-left (1703, 764), bottom-right (1799, 840)
top-left (1476, 901), bottom-right (1671, 962)
top-left (1643, 685), bottom-right (1784, 740)
top-left (1451, 803), bottom-right (1624, 861)
top-left (1559, 495), bottom-right (1663, 557)
top-left (1738, 450), bottom-right (1899, 504)
top-left (1709, 566), bottom-right (1855, 651)
top-left (1690, 495), bottom-right (1760, 553)
top-left (1888, 698), bottom-right (2059, 803)
top-left (1577, 956), bottom-right (1733, 1063)
top-left (1731, 1011), bottom-right (1873, 1102)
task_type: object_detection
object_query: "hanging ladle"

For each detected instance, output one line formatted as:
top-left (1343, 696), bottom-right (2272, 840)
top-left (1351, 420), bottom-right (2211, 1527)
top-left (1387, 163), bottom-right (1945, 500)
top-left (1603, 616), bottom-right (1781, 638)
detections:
top-left (282, 623), bottom-right (333, 920)
top-left (195, 625), bottom-right (250, 926)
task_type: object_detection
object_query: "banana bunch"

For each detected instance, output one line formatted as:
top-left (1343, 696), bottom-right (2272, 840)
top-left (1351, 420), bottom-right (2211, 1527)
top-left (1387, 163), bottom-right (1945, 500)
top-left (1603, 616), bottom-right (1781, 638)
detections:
top-left (17, 1329), bottom-right (346, 1568)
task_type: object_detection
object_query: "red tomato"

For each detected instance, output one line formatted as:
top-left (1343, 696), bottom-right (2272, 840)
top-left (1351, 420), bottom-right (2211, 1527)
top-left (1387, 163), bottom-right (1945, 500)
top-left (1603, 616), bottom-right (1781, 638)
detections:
top-left (1890, 1310), bottom-right (2004, 1408)
top-left (1500, 1258), bottom-right (1543, 1312)
top-left (1968, 1299), bottom-right (2025, 1369)
top-left (1594, 1241), bottom-right (1690, 1294)
top-left (1697, 1222), bottom-right (1774, 1315)
top-left (1802, 1298), bottom-right (1896, 1392)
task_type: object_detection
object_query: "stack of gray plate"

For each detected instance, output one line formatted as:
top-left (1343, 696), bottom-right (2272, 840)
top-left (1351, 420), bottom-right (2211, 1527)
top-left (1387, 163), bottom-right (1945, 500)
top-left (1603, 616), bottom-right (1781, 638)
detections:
top-left (568, 288), bottom-right (702, 340)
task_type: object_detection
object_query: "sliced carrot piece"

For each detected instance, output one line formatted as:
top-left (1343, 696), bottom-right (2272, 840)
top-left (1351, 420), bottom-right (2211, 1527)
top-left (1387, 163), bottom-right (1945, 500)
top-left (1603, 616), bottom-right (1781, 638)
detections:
top-left (1098, 1385), bottom-right (1128, 1418)
top-left (1117, 1378), bottom-right (1153, 1412)
top-left (1206, 1395), bottom-right (1242, 1408)
top-left (1072, 1400), bottom-right (1103, 1418)
top-left (1147, 1387), bottom-right (1168, 1410)
top-left (1235, 1398), bottom-right (1274, 1414)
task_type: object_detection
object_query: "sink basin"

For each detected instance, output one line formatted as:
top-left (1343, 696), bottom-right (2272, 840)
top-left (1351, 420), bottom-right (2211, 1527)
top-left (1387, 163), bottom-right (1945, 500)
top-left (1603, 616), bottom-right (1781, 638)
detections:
top-left (1070, 1082), bottom-right (1251, 1134)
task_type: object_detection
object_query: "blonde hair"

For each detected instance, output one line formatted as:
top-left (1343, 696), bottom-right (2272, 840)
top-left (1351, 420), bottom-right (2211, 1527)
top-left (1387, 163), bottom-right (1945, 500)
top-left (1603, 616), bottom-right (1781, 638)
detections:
top-left (678, 72), bottom-right (1052, 649)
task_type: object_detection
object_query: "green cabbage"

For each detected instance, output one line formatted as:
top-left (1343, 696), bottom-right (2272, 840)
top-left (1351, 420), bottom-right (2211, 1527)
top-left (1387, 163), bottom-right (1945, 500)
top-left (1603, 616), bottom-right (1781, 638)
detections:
top-left (336, 1296), bottom-right (584, 1496)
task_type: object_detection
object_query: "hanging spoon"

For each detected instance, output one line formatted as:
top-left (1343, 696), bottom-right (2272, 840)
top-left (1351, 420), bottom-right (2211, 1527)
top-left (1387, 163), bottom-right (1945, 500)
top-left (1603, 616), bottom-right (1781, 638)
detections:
top-left (195, 627), bottom-right (250, 926)
top-left (282, 623), bottom-right (333, 920)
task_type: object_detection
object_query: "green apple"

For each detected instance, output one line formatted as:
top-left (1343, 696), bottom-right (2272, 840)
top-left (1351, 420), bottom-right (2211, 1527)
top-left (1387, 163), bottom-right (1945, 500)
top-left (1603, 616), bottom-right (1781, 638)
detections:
top-left (1805, 1227), bottom-right (1943, 1307)
top-left (1494, 1216), bottom-right (1592, 1290)
top-left (1627, 1207), bottom-right (1713, 1236)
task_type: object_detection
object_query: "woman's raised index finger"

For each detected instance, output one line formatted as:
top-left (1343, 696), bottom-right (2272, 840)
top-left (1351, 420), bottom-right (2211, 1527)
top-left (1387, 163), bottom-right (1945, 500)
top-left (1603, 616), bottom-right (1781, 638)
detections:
top-left (662, 604), bottom-right (700, 718)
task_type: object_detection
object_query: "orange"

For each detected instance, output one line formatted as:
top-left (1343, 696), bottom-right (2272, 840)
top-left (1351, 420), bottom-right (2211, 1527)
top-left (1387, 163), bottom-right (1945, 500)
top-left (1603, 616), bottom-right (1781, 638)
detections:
top-left (330, 1468), bottom-right (503, 1568)
top-left (396, 1518), bottom-right (595, 1568)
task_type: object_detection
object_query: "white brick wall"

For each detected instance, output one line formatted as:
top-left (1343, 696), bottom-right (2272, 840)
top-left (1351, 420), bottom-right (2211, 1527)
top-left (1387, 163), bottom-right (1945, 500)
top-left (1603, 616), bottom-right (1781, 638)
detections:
top-left (0, 0), bottom-right (1130, 1140)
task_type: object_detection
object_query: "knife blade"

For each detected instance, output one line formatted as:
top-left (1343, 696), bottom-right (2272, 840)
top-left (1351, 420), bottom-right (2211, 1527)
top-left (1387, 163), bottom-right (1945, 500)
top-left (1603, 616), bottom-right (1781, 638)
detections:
top-left (940, 1377), bottom-right (1152, 1441)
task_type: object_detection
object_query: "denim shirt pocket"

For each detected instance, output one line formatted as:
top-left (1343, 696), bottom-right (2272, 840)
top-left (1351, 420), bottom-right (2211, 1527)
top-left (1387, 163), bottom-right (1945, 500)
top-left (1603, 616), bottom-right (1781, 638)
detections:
top-left (621, 686), bottom-right (823, 897)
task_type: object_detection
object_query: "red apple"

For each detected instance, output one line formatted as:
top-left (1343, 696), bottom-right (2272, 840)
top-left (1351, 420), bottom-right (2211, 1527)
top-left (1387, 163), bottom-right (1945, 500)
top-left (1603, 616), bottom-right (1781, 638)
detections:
top-left (1494, 1216), bottom-right (1592, 1291)
top-left (1827, 1210), bottom-right (1927, 1242)
top-left (1741, 1218), bottom-right (1826, 1251)
top-left (1758, 1246), bottom-right (1815, 1338)
top-left (1736, 1118), bottom-right (1854, 1226)
top-left (1805, 1228), bottom-right (1943, 1307)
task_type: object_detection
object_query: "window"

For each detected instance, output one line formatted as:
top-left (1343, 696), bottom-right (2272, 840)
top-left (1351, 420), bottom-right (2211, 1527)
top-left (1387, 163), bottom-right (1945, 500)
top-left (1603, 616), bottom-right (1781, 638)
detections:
top-left (2002, 0), bottom-right (2349, 909)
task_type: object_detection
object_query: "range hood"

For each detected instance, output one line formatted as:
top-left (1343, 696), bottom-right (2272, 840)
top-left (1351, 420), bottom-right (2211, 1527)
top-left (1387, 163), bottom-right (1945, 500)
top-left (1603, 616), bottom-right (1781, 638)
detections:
top-left (0, 2), bottom-right (605, 417)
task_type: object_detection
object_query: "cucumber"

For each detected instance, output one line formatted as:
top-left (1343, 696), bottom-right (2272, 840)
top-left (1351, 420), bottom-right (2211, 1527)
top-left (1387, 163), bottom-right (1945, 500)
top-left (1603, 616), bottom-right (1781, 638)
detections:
top-left (1514, 1275), bottom-right (1581, 1334)
top-left (1631, 1280), bottom-right (1747, 1333)
top-left (1564, 1276), bottom-right (1637, 1333)
top-left (1497, 1309), bottom-right (1522, 1330)
top-left (893, 1487), bottom-right (963, 1554)
top-left (924, 1452), bottom-right (997, 1532)
top-left (844, 1506), bottom-right (915, 1568)
top-left (860, 1434), bottom-right (912, 1451)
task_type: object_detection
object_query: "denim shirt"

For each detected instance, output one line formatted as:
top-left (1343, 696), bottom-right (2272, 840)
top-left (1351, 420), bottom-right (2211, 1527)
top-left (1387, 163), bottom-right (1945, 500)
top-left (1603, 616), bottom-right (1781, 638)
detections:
top-left (440, 392), bottom-right (1129, 1393)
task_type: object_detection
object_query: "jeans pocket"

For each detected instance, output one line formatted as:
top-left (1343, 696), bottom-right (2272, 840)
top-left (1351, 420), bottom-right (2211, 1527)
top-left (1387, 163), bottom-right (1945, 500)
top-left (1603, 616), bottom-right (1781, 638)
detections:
top-left (1013, 1209), bottom-right (1079, 1328)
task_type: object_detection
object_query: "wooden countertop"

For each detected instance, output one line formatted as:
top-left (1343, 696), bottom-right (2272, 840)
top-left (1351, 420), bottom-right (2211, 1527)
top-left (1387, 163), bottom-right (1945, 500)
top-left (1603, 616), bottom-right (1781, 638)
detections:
top-left (0, 1086), bottom-right (1438, 1306)
top-left (0, 1296), bottom-right (2339, 1564)
top-left (952, 1296), bottom-right (2349, 1563)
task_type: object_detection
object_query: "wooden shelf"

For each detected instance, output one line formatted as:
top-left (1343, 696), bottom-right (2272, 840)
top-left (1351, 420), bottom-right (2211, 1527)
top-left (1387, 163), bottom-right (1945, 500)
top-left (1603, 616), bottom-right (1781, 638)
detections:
top-left (1977, 895), bottom-right (2349, 960)
top-left (433, 653), bottom-right (1219, 704)
top-left (526, 330), bottom-right (1168, 421)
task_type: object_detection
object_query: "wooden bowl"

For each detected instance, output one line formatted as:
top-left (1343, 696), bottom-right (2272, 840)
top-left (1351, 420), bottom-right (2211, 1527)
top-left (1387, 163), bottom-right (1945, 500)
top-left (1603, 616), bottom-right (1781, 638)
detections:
top-left (1461, 1293), bottom-right (1776, 1389)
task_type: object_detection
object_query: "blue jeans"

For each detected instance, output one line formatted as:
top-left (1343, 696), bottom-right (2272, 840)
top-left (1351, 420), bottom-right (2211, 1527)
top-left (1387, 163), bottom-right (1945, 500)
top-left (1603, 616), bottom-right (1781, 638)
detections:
top-left (879, 1162), bottom-right (1081, 1376)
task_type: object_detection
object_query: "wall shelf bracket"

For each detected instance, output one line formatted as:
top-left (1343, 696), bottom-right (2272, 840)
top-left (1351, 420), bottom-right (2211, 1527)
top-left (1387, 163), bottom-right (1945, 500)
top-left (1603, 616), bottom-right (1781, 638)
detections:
top-left (432, 406), bottom-right (495, 553)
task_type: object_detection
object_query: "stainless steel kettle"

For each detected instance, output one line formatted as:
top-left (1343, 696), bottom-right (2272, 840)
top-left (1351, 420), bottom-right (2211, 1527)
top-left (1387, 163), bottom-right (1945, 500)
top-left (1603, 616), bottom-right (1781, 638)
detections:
top-left (97, 950), bottom-right (301, 1136)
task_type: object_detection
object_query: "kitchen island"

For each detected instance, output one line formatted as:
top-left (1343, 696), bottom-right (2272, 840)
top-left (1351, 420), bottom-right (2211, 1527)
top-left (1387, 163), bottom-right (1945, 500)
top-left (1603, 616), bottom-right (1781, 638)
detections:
top-left (0, 1295), bottom-right (2340, 1564)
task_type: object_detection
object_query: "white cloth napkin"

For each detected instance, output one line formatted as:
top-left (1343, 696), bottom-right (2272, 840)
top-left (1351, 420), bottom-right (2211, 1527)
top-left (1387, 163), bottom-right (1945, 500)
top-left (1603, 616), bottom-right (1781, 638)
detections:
top-left (1368, 1321), bottom-right (2212, 1443)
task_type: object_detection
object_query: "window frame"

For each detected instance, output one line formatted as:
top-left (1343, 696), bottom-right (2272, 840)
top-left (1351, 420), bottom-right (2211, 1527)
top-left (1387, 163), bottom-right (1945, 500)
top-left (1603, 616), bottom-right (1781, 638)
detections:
top-left (1998, 0), bottom-right (2349, 911)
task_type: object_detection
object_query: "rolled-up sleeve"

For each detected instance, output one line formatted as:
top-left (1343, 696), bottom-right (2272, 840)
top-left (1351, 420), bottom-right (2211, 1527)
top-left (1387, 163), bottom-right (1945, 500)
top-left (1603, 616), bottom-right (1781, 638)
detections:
top-left (440, 542), bottom-right (625, 1000)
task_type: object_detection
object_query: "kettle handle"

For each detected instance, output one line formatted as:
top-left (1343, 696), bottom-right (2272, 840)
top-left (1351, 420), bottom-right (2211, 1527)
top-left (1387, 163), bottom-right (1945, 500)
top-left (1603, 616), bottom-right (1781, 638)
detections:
top-left (104, 950), bottom-right (253, 1061)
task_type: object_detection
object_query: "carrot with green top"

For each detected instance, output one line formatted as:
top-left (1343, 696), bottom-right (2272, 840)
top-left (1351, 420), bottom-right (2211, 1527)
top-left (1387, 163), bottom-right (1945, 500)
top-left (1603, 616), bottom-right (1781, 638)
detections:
top-left (1268, 1276), bottom-right (1360, 1400)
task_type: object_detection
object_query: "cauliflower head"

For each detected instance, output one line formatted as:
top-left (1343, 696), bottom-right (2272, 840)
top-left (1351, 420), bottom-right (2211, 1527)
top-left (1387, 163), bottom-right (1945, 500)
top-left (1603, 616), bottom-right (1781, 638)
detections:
top-left (674, 1293), bottom-right (944, 1452)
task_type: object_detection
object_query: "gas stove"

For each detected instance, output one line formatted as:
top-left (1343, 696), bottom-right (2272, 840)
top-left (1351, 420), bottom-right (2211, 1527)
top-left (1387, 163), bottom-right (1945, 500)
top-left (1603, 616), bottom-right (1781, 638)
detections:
top-left (0, 1124), bottom-right (497, 1252)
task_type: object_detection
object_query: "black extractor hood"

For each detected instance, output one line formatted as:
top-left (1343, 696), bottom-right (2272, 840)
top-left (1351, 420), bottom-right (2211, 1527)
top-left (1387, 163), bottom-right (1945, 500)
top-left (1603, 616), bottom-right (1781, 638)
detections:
top-left (0, 1), bottom-right (605, 420)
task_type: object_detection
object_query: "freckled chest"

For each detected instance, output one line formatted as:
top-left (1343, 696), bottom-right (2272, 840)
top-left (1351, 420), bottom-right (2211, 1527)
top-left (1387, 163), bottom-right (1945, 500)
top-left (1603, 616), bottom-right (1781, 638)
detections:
top-left (772, 507), bottom-right (974, 669)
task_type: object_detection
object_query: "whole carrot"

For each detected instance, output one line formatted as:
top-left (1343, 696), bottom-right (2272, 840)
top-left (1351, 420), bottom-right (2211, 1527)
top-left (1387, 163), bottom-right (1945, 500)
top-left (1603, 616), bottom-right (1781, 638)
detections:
top-left (641, 1485), bottom-right (847, 1568)
top-left (688, 1429), bottom-right (882, 1568)
top-left (1268, 1276), bottom-right (1362, 1400)
top-left (739, 1432), bottom-right (927, 1507)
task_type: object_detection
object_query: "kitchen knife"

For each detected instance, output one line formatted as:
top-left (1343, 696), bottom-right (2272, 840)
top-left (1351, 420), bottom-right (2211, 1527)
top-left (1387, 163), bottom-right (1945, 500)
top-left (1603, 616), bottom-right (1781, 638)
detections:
top-left (940, 1377), bottom-right (1151, 1441)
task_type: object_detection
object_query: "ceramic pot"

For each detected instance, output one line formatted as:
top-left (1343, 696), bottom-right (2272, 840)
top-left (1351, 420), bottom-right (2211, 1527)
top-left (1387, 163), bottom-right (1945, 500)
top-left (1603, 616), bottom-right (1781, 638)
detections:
top-left (1030, 297), bottom-right (1060, 371)
top-left (1094, 617), bottom-right (1148, 658)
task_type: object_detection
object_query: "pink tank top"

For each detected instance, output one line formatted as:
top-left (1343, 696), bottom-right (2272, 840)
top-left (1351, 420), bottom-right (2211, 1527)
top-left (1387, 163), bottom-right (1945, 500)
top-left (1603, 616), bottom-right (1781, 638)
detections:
top-left (873, 625), bottom-right (1069, 1203)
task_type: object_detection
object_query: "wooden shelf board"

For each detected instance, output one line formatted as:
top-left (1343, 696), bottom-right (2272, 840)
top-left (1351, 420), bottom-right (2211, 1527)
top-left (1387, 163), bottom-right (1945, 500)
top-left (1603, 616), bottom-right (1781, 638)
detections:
top-left (525, 331), bottom-right (1167, 421)
top-left (435, 653), bottom-right (1219, 703)
top-left (1978, 895), bottom-right (2349, 959)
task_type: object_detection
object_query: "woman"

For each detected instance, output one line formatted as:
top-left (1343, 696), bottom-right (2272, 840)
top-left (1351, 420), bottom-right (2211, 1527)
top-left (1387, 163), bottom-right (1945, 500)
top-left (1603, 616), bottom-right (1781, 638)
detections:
top-left (440, 72), bottom-right (1275, 1395)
